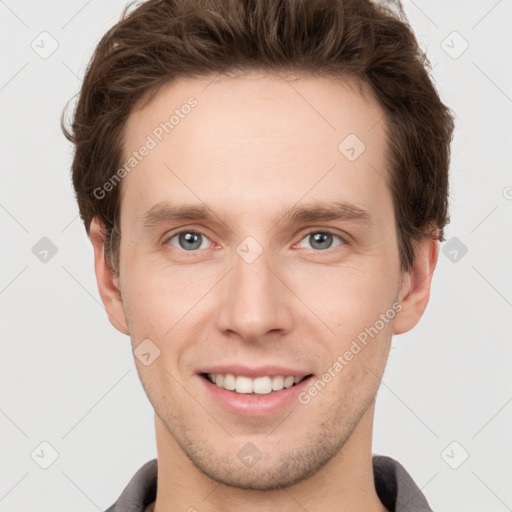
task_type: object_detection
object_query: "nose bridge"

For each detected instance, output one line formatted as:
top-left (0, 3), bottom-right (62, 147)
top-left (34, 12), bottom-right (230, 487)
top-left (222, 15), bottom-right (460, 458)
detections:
top-left (216, 242), bottom-right (291, 340)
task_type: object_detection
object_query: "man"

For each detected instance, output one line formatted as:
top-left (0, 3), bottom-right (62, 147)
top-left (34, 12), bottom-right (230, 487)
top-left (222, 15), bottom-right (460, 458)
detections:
top-left (62, 0), bottom-right (454, 510)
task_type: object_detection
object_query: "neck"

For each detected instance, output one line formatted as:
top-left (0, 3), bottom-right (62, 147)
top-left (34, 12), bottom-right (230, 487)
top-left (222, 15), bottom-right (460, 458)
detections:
top-left (150, 403), bottom-right (388, 512)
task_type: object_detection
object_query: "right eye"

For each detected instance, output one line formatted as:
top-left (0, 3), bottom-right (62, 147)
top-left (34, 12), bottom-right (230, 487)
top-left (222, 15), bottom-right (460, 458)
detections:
top-left (165, 231), bottom-right (213, 251)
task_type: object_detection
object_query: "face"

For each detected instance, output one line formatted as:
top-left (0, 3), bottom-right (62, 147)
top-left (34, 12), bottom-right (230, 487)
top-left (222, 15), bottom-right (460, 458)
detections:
top-left (92, 72), bottom-right (434, 490)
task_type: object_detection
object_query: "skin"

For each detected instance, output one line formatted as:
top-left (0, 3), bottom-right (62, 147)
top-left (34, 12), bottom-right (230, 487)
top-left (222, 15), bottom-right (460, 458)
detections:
top-left (90, 72), bottom-right (439, 512)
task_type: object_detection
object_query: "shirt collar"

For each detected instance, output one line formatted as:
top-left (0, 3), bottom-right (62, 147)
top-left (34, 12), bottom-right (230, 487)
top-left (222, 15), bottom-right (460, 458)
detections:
top-left (105, 455), bottom-right (433, 512)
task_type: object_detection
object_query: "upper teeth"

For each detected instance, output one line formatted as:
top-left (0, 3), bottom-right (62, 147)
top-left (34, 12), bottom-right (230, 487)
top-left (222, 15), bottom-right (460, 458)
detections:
top-left (208, 373), bottom-right (303, 394)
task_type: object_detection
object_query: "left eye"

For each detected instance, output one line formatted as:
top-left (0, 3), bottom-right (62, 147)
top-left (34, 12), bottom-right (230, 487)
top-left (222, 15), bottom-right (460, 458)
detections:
top-left (297, 231), bottom-right (344, 251)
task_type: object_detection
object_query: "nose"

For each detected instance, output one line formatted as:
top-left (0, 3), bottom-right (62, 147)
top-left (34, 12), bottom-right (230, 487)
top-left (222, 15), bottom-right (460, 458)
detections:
top-left (216, 247), bottom-right (294, 343)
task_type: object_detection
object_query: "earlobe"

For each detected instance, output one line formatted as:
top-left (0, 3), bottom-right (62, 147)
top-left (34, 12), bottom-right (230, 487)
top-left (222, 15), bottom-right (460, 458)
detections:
top-left (392, 234), bottom-right (440, 335)
top-left (89, 218), bottom-right (130, 335)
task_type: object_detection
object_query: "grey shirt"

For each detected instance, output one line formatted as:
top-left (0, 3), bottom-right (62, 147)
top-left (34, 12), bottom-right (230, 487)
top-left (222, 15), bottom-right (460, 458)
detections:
top-left (104, 455), bottom-right (433, 512)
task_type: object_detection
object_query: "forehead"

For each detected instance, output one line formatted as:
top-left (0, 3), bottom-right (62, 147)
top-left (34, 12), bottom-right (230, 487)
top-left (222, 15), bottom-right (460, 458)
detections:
top-left (120, 72), bottom-right (390, 226)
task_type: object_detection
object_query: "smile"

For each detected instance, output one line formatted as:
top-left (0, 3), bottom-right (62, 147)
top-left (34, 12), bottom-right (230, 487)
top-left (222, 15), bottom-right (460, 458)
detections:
top-left (203, 373), bottom-right (312, 394)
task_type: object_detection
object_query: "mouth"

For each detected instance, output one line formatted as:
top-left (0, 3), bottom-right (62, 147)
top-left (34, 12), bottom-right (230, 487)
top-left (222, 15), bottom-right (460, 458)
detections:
top-left (201, 372), bottom-right (314, 395)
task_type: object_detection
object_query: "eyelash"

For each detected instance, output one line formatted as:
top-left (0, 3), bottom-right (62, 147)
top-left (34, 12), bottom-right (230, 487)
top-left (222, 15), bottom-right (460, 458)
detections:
top-left (164, 229), bottom-right (346, 253)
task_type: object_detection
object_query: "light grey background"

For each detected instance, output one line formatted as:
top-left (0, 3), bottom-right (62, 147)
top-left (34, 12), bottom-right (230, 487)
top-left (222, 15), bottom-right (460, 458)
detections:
top-left (1, 0), bottom-right (511, 510)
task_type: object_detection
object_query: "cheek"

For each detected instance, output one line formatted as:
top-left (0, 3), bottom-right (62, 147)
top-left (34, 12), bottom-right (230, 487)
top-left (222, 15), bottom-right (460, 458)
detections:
top-left (293, 261), bottom-right (399, 330)
top-left (119, 258), bottom-right (217, 377)
top-left (120, 257), bottom-right (193, 332)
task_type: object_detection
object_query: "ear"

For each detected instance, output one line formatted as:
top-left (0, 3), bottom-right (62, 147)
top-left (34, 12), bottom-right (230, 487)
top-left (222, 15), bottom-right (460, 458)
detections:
top-left (89, 218), bottom-right (129, 335)
top-left (393, 232), bottom-right (440, 335)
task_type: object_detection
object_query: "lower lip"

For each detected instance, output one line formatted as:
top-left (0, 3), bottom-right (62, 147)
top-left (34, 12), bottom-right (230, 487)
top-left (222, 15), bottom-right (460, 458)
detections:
top-left (198, 374), bottom-right (314, 417)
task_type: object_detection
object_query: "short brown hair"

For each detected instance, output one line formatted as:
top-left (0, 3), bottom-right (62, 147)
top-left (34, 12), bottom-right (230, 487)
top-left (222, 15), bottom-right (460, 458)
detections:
top-left (62, 0), bottom-right (455, 273)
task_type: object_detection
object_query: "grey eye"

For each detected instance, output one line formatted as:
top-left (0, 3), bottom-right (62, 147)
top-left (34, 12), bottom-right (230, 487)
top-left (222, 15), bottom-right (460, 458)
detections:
top-left (168, 231), bottom-right (210, 251)
top-left (298, 232), bottom-right (343, 251)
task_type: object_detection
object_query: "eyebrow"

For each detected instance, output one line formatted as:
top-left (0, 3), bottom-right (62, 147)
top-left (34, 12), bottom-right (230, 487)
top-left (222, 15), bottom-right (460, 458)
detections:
top-left (141, 200), bottom-right (374, 230)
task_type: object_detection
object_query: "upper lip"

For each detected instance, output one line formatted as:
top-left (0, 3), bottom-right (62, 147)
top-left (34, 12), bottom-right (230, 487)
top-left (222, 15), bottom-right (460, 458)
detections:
top-left (197, 365), bottom-right (312, 378)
